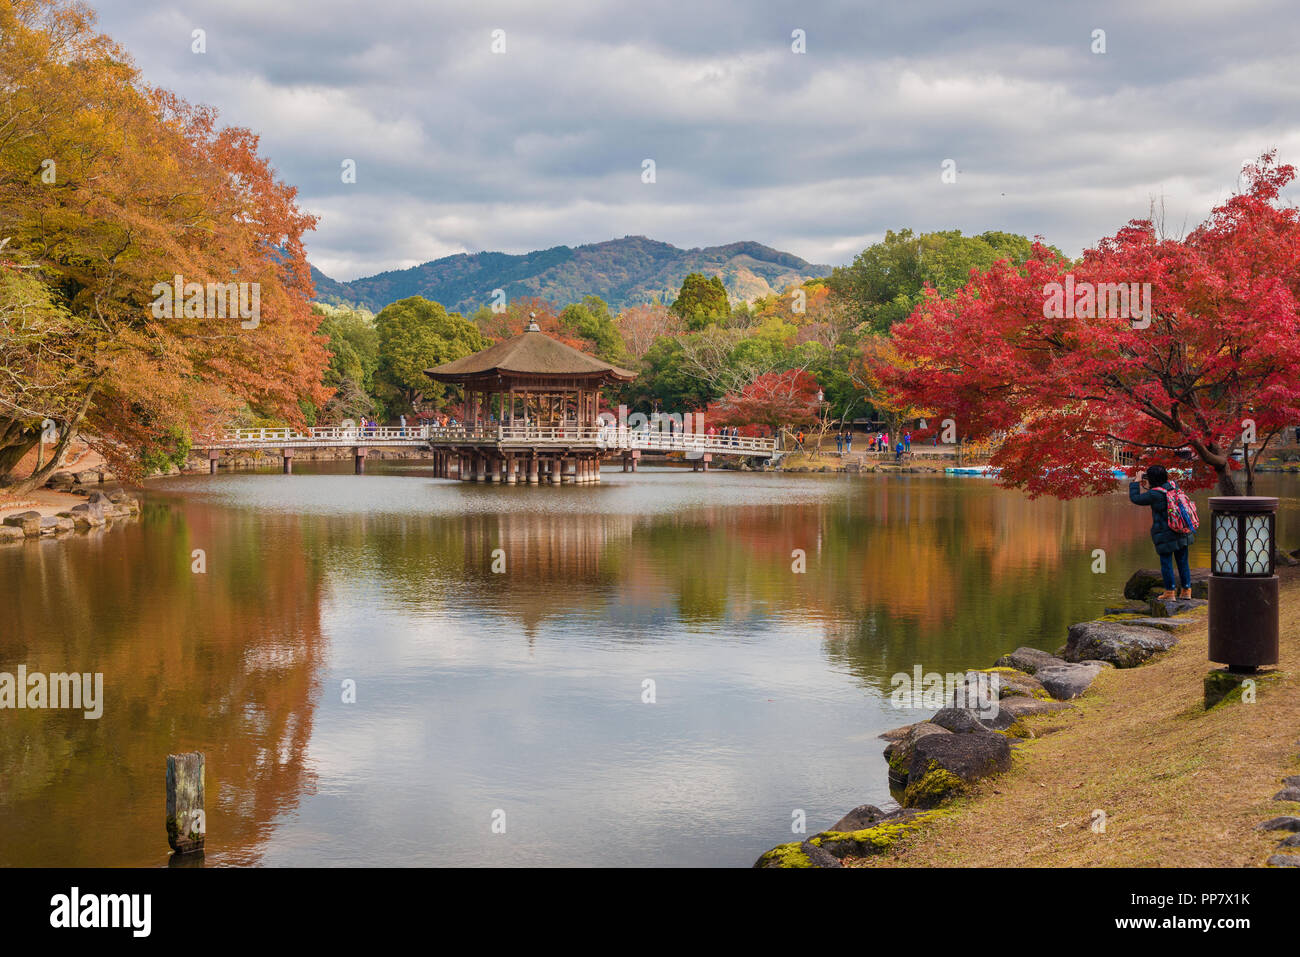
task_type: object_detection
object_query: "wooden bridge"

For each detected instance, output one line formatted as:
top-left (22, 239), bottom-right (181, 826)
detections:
top-left (193, 424), bottom-right (779, 483)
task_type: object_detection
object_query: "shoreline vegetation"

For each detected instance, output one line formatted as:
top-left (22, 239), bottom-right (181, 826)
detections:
top-left (756, 567), bottom-right (1300, 869)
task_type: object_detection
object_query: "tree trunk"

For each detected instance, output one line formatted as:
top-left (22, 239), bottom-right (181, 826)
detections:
top-left (1215, 464), bottom-right (1240, 496)
top-left (3, 382), bottom-right (99, 495)
top-left (0, 423), bottom-right (39, 484)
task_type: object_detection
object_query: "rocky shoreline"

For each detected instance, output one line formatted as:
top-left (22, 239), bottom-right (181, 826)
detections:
top-left (755, 568), bottom-right (1229, 868)
top-left (0, 486), bottom-right (140, 543)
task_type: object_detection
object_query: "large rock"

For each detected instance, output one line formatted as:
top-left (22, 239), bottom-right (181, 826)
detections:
top-left (830, 804), bottom-right (894, 832)
top-left (1065, 621), bottom-right (1177, 667)
top-left (3, 510), bottom-right (42, 537)
top-left (883, 723), bottom-right (950, 789)
top-left (998, 696), bottom-right (1075, 719)
top-left (903, 731), bottom-right (1013, 808)
top-left (1255, 817), bottom-right (1300, 832)
top-left (0, 525), bottom-right (25, 543)
top-left (1100, 615), bottom-right (1198, 633)
top-left (993, 647), bottom-right (1060, 675)
top-left (931, 705), bottom-right (1021, 734)
top-left (1123, 567), bottom-right (1210, 600)
top-left (1146, 597), bottom-right (1208, 618)
top-left (1035, 661), bottom-right (1106, 699)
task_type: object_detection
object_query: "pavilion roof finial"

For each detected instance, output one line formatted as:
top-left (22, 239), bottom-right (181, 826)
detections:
top-left (527, 312), bottom-right (540, 332)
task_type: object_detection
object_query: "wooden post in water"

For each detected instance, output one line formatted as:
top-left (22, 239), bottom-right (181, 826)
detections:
top-left (208, 450), bottom-right (219, 474)
top-left (166, 751), bottom-right (205, 855)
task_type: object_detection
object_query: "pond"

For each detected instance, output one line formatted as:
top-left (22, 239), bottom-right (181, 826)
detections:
top-left (3, 465), bottom-right (1296, 866)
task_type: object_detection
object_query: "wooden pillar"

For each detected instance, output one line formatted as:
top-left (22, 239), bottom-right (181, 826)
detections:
top-left (282, 448), bottom-right (294, 474)
top-left (594, 457), bottom-right (601, 483)
top-left (208, 450), bottom-right (219, 474)
top-left (562, 456), bottom-right (575, 484)
top-left (354, 448), bottom-right (368, 474)
top-left (506, 455), bottom-right (517, 485)
top-left (528, 453), bottom-right (539, 485)
top-left (166, 751), bottom-right (205, 855)
top-left (475, 452), bottom-right (486, 482)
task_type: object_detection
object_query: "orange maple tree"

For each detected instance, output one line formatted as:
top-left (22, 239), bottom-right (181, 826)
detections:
top-left (0, 0), bottom-right (328, 489)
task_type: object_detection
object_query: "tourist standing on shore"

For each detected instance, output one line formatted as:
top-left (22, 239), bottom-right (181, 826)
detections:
top-left (845, 431), bottom-right (852, 453)
top-left (1129, 465), bottom-right (1197, 600)
top-left (904, 431), bottom-right (911, 452)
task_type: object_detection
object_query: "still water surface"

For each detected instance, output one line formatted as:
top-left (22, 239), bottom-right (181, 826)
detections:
top-left (3, 466), bottom-right (1296, 866)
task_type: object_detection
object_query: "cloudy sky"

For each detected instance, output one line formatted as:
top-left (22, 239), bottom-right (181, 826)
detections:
top-left (93, 0), bottom-right (1300, 280)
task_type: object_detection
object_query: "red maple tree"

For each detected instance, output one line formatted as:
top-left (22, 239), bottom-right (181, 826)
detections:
top-left (706, 369), bottom-right (821, 435)
top-left (881, 153), bottom-right (1300, 497)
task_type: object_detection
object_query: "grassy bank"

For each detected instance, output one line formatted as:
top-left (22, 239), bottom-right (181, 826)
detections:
top-left (849, 566), bottom-right (1300, 867)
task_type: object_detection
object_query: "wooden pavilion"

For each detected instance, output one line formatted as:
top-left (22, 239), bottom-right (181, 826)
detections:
top-left (424, 317), bottom-right (636, 485)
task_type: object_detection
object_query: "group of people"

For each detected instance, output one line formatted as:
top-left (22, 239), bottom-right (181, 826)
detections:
top-left (706, 426), bottom-right (743, 446)
top-left (868, 430), bottom-right (911, 453)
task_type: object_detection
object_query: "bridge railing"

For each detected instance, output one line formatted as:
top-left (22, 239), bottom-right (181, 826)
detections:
top-left (203, 425), bottom-right (778, 455)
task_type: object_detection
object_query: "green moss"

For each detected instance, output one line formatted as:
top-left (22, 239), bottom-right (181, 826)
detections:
top-left (755, 842), bottom-right (814, 868)
top-left (808, 809), bottom-right (949, 857)
top-left (996, 718), bottom-right (1032, 739)
top-left (903, 764), bottom-right (967, 808)
top-left (1203, 669), bottom-right (1286, 711)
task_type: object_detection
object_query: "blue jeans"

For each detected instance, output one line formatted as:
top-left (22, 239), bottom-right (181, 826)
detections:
top-left (1159, 547), bottom-right (1190, 590)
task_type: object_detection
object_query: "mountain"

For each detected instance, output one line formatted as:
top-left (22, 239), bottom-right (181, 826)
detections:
top-left (309, 236), bottom-right (832, 314)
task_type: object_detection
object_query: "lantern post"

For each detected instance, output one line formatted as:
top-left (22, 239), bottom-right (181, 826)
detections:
top-left (1208, 496), bottom-right (1279, 671)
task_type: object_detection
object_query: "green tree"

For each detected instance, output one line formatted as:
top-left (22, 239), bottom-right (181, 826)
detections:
top-left (374, 297), bottom-right (484, 413)
top-left (558, 295), bottom-right (628, 364)
top-left (315, 305), bottom-right (380, 421)
top-left (627, 336), bottom-right (720, 412)
top-left (828, 229), bottom-right (1049, 335)
top-left (670, 272), bottom-right (730, 330)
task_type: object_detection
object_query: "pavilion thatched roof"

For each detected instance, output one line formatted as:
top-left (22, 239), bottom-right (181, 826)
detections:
top-left (425, 330), bottom-right (636, 384)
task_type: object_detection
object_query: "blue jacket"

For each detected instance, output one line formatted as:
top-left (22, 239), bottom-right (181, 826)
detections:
top-left (1129, 481), bottom-right (1195, 554)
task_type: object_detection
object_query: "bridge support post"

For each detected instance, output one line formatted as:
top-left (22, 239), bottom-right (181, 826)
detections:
top-left (506, 455), bottom-right (517, 485)
top-left (593, 457), bottom-right (601, 483)
top-left (209, 450), bottom-right (220, 474)
top-left (475, 453), bottom-right (486, 483)
top-left (562, 457), bottom-right (575, 485)
top-left (354, 447), bottom-right (369, 474)
top-left (630, 450), bottom-right (639, 472)
top-left (701, 453), bottom-right (711, 473)
top-left (528, 454), bottom-right (539, 485)
top-left (281, 448), bottom-right (294, 474)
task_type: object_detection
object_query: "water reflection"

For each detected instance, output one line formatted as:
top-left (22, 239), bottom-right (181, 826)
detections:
top-left (1, 467), bottom-right (1294, 866)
